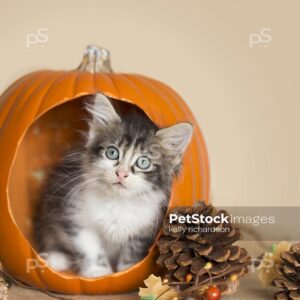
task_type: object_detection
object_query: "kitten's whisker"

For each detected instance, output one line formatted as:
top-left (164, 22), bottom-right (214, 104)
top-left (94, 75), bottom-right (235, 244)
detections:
top-left (50, 174), bottom-right (85, 195)
top-left (63, 177), bottom-right (101, 211)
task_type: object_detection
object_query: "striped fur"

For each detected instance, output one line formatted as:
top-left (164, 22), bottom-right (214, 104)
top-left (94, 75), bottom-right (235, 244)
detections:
top-left (34, 94), bottom-right (193, 277)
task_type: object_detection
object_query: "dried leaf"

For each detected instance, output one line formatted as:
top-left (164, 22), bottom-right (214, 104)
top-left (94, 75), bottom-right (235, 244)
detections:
top-left (139, 274), bottom-right (178, 300)
top-left (258, 241), bottom-right (292, 287)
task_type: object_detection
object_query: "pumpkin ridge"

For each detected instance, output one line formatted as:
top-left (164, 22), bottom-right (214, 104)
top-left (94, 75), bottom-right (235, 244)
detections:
top-left (71, 71), bottom-right (82, 98)
top-left (35, 72), bottom-right (78, 117)
top-left (121, 74), bottom-right (162, 125)
top-left (106, 73), bottom-right (121, 98)
top-left (93, 73), bottom-right (119, 97)
top-left (0, 72), bottom-right (53, 130)
top-left (0, 71), bottom-right (48, 109)
top-left (115, 74), bottom-right (157, 121)
top-left (4, 72), bottom-right (64, 136)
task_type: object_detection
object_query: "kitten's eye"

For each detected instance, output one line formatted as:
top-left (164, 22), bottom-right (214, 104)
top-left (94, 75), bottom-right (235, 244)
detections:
top-left (136, 156), bottom-right (151, 170)
top-left (106, 146), bottom-right (119, 160)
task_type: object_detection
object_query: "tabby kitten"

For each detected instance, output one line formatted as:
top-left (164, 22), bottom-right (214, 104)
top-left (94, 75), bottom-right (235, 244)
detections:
top-left (35, 93), bottom-right (193, 278)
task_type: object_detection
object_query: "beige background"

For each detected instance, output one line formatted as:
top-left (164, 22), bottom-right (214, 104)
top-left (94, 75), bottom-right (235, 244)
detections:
top-left (1, 0), bottom-right (299, 207)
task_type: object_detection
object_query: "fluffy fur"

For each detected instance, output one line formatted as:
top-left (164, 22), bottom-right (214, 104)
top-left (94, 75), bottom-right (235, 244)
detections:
top-left (34, 94), bottom-right (193, 277)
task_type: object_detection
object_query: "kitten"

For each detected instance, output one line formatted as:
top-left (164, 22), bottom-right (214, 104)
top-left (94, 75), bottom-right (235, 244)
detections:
top-left (34, 93), bottom-right (193, 278)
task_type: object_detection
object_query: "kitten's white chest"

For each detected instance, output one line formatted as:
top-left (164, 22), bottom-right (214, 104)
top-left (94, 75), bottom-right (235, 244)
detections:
top-left (75, 189), bottom-right (164, 243)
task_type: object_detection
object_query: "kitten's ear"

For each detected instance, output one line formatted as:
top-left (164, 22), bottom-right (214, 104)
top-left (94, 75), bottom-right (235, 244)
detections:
top-left (156, 122), bottom-right (193, 156)
top-left (86, 93), bottom-right (121, 126)
top-left (86, 93), bottom-right (120, 142)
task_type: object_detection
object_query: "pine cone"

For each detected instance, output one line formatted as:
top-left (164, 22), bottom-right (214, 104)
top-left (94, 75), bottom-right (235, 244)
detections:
top-left (272, 243), bottom-right (300, 300)
top-left (156, 202), bottom-right (250, 296)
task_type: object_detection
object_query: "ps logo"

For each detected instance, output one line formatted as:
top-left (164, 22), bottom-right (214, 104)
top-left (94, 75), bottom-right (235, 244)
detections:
top-left (26, 28), bottom-right (49, 49)
top-left (249, 28), bottom-right (272, 48)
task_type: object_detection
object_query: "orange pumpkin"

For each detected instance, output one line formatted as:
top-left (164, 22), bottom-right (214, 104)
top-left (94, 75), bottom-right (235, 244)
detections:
top-left (0, 46), bottom-right (209, 294)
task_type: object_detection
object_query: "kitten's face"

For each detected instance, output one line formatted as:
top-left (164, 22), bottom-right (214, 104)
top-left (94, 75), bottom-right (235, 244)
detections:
top-left (84, 94), bottom-right (193, 198)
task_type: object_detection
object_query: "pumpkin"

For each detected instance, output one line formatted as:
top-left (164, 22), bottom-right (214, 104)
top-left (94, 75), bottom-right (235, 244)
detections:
top-left (0, 45), bottom-right (209, 294)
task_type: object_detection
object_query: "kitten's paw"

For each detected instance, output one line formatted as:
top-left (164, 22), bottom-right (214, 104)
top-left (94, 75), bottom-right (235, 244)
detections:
top-left (44, 251), bottom-right (70, 272)
top-left (80, 265), bottom-right (112, 278)
top-left (117, 262), bottom-right (135, 272)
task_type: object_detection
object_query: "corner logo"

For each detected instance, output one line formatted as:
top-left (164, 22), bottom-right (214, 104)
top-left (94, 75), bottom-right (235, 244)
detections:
top-left (249, 28), bottom-right (272, 48)
top-left (26, 28), bottom-right (49, 49)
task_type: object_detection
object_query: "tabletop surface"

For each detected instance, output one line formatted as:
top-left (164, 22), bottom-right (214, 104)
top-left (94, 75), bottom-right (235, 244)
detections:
top-left (6, 241), bottom-right (279, 300)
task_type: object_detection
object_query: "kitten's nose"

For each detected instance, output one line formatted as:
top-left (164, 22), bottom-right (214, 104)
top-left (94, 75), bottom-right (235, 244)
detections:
top-left (116, 170), bottom-right (129, 181)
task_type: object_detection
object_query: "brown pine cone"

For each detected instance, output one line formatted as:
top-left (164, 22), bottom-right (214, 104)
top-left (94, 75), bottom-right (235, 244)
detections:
top-left (273, 243), bottom-right (300, 300)
top-left (156, 201), bottom-right (251, 295)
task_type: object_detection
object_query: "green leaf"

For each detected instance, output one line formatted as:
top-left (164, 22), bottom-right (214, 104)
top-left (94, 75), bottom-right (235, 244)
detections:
top-left (140, 295), bottom-right (156, 300)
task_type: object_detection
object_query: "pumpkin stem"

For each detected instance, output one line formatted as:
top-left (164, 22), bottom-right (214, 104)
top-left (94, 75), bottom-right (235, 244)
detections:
top-left (77, 45), bottom-right (113, 73)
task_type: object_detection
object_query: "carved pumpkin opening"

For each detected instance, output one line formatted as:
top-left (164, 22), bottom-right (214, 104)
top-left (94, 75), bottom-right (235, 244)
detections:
top-left (0, 46), bottom-right (209, 294)
top-left (8, 94), bottom-right (155, 253)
